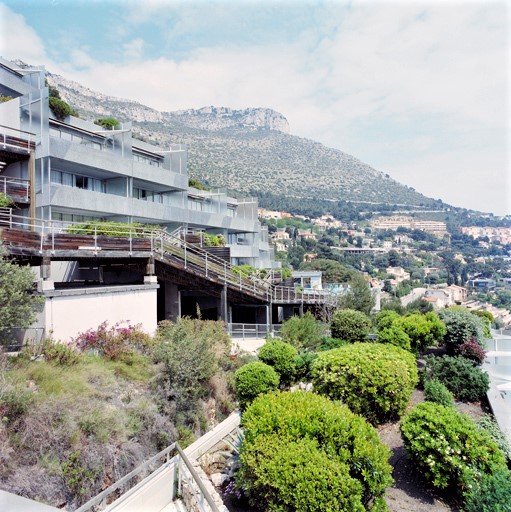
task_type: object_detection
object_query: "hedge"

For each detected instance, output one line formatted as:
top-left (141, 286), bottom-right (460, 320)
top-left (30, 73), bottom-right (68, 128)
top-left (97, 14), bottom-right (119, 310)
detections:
top-left (239, 391), bottom-right (393, 511)
top-left (312, 343), bottom-right (418, 424)
top-left (401, 402), bottom-right (507, 494)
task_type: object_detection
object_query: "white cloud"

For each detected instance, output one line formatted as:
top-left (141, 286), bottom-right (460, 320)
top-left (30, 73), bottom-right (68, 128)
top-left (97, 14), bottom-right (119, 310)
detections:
top-left (122, 38), bottom-right (144, 61)
top-left (0, 3), bottom-right (46, 63)
top-left (0, 1), bottom-right (508, 214)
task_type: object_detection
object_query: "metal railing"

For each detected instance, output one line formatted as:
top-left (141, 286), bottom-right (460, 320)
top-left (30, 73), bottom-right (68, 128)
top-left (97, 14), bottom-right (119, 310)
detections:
top-left (74, 442), bottom-right (219, 512)
top-left (229, 323), bottom-right (282, 339)
top-left (0, 124), bottom-right (37, 152)
top-left (0, 176), bottom-right (30, 201)
top-left (0, 211), bottom-right (337, 306)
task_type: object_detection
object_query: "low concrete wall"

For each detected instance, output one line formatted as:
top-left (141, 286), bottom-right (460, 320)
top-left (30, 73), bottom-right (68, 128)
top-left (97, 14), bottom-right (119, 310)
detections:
top-left (41, 284), bottom-right (158, 342)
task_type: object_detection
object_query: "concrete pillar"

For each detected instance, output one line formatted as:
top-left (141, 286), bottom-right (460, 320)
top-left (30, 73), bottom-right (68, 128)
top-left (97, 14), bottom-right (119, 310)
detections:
top-left (165, 282), bottom-right (181, 321)
top-left (28, 151), bottom-right (36, 230)
top-left (219, 285), bottom-right (228, 323)
top-left (38, 256), bottom-right (54, 291)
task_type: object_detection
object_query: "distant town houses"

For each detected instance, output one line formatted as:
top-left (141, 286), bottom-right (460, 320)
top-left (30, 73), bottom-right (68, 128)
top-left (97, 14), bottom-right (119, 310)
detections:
top-left (386, 266), bottom-right (410, 283)
top-left (370, 216), bottom-right (448, 237)
top-left (461, 226), bottom-right (511, 245)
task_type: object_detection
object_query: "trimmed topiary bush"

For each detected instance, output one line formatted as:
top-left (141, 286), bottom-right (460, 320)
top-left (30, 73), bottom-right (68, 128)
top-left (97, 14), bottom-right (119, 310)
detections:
top-left (234, 362), bottom-right (279, 410)
top-left (424, 354), bottom-right (489, 402)
top-left (423, 378), bottom-right (454, 408)
top-left (312, 343), bottom-right (418, 424)
top-left (258, 339), bottom-right (297, 385)
top-left (401, 402), bottom-right (507, 494)
top-left (393, 312), bottom-right (445, 353)
top-left (239, 391), bottom-right (393, 511)
top-left (330, 309), bottom-right (372, 343)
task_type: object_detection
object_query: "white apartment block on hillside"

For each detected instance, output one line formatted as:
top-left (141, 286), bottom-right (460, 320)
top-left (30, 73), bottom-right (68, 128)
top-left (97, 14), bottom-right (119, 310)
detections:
top-left (371, 216), bottom-right (447, 237)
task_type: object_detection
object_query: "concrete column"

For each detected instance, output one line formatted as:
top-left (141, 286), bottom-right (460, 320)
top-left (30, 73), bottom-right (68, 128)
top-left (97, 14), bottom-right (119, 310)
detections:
top-left (28, 151), bottom-right (36, 230)
top-left (219, 285), bottom-right (228, 323)
top-left (38, 256), bottom-right (54, 291)
top-left (165, 282), bottom-right (181, 322)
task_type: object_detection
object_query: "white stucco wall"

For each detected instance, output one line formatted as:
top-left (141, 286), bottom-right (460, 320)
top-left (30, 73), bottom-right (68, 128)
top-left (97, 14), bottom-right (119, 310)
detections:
top-left (42, 285), bottom-right (158, 342)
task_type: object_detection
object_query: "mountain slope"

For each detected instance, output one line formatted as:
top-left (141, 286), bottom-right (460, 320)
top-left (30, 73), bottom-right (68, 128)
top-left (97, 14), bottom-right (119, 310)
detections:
top-left (47, 72), bottom-right (435, 207)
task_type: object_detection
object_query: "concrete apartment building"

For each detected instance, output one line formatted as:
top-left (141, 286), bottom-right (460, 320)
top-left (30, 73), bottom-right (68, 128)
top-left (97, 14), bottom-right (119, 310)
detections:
top-left (0, 58), bottom-right (273, 268)
top-left (370, 215), bottom-right (447, 237)
top-left (0, 58), bottom-right (278, 340)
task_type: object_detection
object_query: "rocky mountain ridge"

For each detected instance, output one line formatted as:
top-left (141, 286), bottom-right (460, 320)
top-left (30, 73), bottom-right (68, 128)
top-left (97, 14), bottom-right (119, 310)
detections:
top-left (46, 71), bottom-right (435, 208)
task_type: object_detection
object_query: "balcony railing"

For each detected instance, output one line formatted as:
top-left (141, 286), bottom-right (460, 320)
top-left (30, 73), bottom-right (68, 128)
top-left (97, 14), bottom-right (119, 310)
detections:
top-left (0, 176), bottom-right (30, 201)
top-left (0, 210), bottom-right (337, 306)
top-left (0, 124), bottom-right (36, 153)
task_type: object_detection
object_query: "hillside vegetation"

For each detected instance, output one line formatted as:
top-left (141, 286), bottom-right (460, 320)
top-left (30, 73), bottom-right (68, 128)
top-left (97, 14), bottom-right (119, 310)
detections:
top-left (47, 72), bottom-right (436, 207)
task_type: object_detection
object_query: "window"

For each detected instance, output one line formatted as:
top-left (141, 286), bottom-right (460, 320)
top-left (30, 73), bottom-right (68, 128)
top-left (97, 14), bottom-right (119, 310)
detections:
top-left (75, 176), bottom-right (89, 189)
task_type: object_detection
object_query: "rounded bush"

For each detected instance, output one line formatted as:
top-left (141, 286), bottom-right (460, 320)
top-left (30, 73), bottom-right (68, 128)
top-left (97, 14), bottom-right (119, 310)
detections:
top-left (377, 325), bottom-right (411, 351)
top-left (239, 391), bottom-right (393, 511)
top-left (258, 339), bottom-right (297, 384)
top-left (401, 402), bottom-right (507, 492)
top-left (234, 362), bottom-right (279, 410)
top-left (438, 308), bottom-right (486, 351)
top-left (424, 355), bottom-right (489, 402)
top-left (312, 343), bottom-right (418, 424)
top-left (423, 378), bottom-right (454, 408)
top-left (330, 309), bottom-right (371, 343)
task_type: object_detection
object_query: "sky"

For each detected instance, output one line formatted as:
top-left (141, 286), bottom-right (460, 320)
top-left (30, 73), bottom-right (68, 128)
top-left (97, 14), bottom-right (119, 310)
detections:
top-left (0, 0), bottom-right (509, 215)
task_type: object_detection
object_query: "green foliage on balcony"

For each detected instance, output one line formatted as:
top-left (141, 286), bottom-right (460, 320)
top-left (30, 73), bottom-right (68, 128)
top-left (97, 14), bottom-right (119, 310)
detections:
top-left (65, 221), bottom-right (158, 237)
top-left (94, 117), bottom-right (120, 130)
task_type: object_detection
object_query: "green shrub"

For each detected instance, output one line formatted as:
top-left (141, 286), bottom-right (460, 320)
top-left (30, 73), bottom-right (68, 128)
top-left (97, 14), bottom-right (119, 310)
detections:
top-left (155, 318), bottom-right (231, 414)
top-left (49, 96), bottom-right (73, 120)
top-left (239, 391), bottom-right (393, 511)
top-left (43, 339), bottom-right (80, 366)
top-left (312, 343), bottom-right (418, 424)
top-left (377, 325), bottom-right (411, 351)
top-left (202, 232), bottom-right (225, 247)
top-left (375, 310), bottom-right (400, 331)
top-left (317, 335), bottom-right (348, 351)
top-left (401, 402), bottom-right (507, 492)
top-left (438, 308), bottom-right (486, 351)
top-left (393, 312), bottom-right (445, 353)
top-left (280, 312), bottom-right (326, 350)
top-left (463, 468), bottom-right (511, 512)
top-left (234, 362), bottom-right (279, 410)
top-left (66, 221), bottom-right (156, 237)
top-left (293, 351), bottom-right (317, 381)
top-left (470, 310), bottom-right (494, 338)
top-left (94, 117), bottom-right (120, 130)
top-left (476, 414), bottom-right (511, 460)
top-left (423, 378), bottom-right (454, 408)
top-left (424, 355), bottom-right (489, 402)
top-left (258, 339), bottom-right (297, 385)
top-left (330, 309), bottom-right (371, 343)
top-left (0, 193), bottom-right (12, 207)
